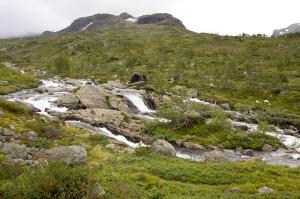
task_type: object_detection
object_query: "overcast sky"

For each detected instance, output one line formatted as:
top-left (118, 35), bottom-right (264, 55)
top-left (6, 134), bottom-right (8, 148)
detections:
top-left (1, 0), bottom-right (300, 38)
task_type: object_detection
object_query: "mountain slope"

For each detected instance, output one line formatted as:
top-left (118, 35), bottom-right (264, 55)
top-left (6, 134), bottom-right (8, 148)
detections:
top-left (42, 12), bottom-right (185, 36)
top-left (272, 23), bottom-right (300, 36)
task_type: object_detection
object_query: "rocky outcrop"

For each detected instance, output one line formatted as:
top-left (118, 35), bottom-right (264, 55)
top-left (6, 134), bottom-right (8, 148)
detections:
top-left (35, 146), bottom-right (87, 165)
top-left (273, 23), bottom-right (300, 36)
top-left (0, 143), bottom-right (30, 159)
top-left (42, 12), bottom-right (186, 36)
top-left (56, 85), bottom-right (137, 113)
top-left (151, 139), bottom-right (176, 156)
top-left (137, 13), bottom-right (185, 29)
top-left (59, 108), bottom-right (151, 142)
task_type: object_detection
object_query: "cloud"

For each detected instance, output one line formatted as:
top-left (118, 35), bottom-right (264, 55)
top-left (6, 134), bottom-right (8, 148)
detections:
top-left (0, 0), bottom-right (300, 38)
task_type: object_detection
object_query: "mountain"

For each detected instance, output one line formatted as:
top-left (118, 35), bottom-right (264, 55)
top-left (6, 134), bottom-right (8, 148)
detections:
top-left (272, 23), bottom-right (300, 36)
top-left (42, 12), bottom-right (185, 36)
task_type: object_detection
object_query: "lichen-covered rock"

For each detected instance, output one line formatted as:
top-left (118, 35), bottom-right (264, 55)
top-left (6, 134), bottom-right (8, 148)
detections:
top-left (36, 146), bottom-right (87, 165)
top-left (151, 139), bottom-right (176, 156)
top-left (0, 143), bottom-right (30, 159)
top-left (202, 151), bottom-right (230, 163)
top-left (105, 143), bottom-right (135, 154)
top-left (22, 131), bottom-right (38, 141)
top-left (258, 187), bottom-right (275, 194)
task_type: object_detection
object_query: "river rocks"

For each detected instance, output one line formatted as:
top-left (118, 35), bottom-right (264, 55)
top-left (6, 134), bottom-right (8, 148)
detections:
top-left (59, 108), bottom-right (151, 142)
top-left (151, 139), bottom-right (176, 156)
top-left (258, 187), bottom-right (275, 194)
top-left (182, 142), bottom-right (205, 150)
top-left (36, 146), bottom-right (87, 165)
top-left (262, 144), bottom-right (274, 152)
top-left (128, 72), bottom-right (148, 85)
top-left (56, 93), bottom-right (85, 110)
top-left (75, 85), bottom-right (111, 109)
top-left (220, 103), bottom-right (231, 111)
top-left (105, 143), bottom-right (135, 154)
top-left (0, 143), bottom-right (30, 159)
top-left (242, 149), bottom-right (254, 157)
top-left (202, 151), bottom-right (229, 163)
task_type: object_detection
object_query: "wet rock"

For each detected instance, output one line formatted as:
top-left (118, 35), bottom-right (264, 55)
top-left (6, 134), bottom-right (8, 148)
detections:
top-left (226, 187), bottom-right (240, 193)
top-left (128, 72), bottom-right (147, 85)
top-left (182, 142), bottom-right (205, 150)
top-left (220, 103), bottom-right (231, 111)
top-left (105, 143), bottom-right (135, 154)
top-left (75, 85), bottom-right (111, 109)
top-left (56, 93), bottom-right (85, 110)
top-left (262, 144), bottom-right (274, 152)
top-left (22, 131), bottom-right (38, 141)
top-left (59, 108), bottom-right (151, 142)
top-left (108, 95), bottom-right (136, 113)
top-left (88, 182), bottom-right (105, 199)
top-left (23, 102), bottom-right (41, 112)
top-left (36, 146), bottom-right (87, 165)
top-left (242, 149), bottom-right (254, 157)
top-left (203, 151), bottom-right (229, 163)
top-left (283, 129), bottom-right (297, 136)
top-left (0, 143), bottom-right (30, 159)
top-left (258, 187), bottom-right (275, 194)
top-left (151, 139), bottom-right (176, 156)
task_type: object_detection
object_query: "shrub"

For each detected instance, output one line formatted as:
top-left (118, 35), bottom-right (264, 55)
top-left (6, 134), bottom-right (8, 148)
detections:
top-left (1, 161), bottom-right (91, 199)
top-left (31, 138), bottom-right (54, 149)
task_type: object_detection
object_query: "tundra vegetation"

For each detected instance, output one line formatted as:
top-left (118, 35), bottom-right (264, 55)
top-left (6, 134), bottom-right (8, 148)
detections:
top-left (0, 26), bottom-right (300, 198)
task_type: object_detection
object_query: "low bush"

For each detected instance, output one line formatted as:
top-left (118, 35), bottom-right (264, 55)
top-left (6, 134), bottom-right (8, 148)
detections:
top-left (0, 161), bottom-right (91, 199)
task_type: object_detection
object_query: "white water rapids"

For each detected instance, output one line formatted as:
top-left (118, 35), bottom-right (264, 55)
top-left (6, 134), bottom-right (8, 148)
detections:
top-left (2, 79), bottom-right (300, 167)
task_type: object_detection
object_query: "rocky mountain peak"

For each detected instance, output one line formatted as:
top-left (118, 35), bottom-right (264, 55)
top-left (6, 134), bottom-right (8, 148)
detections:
top-left (41, 12), bottom-right (185, 36)
top-left (272, 23), bottom-right (300, 36)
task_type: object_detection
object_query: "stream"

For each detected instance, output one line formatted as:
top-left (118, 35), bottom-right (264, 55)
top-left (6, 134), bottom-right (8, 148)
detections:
top-left (2, 78), bottom-right (300, 167)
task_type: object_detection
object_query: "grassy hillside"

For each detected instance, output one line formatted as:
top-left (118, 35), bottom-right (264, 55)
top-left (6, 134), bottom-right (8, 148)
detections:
top-left (1, 25), bottom-right (299, 118)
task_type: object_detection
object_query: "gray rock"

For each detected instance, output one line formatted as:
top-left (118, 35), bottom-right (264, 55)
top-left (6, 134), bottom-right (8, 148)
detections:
top-left (262, 144), bottom-right (274, 152)
top-left (88, 182), bottom-right (105, 199)
top-left (22, 131), bottom-right (38, 141)
top-left (226, 187), bottom-right (240, 193)
top-left (37, 146), bottom-right (87, 165)
top-left (151, 139), bottom-right (176, 156)
top-left (203, 151), bottom-right (229, 163)
top-left (105, 144), bottom-right (135, 154)
top-left (128, 72), bottom-right (148, 85)
top-left (258, 187), bottom-right (275, 194)
top-left (55, 93), bottom-right (85, 110)
top-left (242, 149), bottom-right (254, 157)
top-left (220, 103), bottom-right (231, 111)
top-left (0, 111), bottom-right (4, 116)
top-left (9, 125), bottom-right (16, 131)
top-left (182, 142), bottom-right (205, 150)
top-left (0, 127), bottom-right (15, 136)
top-left (0, 143), bottom-right (30, 159)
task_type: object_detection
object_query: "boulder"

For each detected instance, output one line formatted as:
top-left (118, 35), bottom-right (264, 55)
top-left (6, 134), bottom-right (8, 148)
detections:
top-left (202, 151), bottom-right (230, 163)
top-left (220, 103), bottom-right (231, 111)
top-left (108, 95), bottom-right (136, 113)
top-left (242, 149), bottom-right (254, 157)
top-left (182, 142), bottom-right (205, 150)
top-left (128, 72), bottom-right (147, 85)
top-left (262, 144), bottom-right (274, 152)
top-left (258, 187), bottom-right (275, 194)
top-left (75, 85), bottom-right (111, 109)
top-left (59, 109), bottom-right (151, 142)
top-left (105, 143), bottom-right (135, 154)
top-left (151, 139), bottom-right (176, 156)
top-left (22, 131), bottom-right (38, 141)
top-left (0, 127), bottom-right (15, 136)
top-left (88, 182), bottom-right (105, 199)
top-left (0, 143), bottom-right (30, 159)
top-left (36, 146), bottom-right (87, 165)
top-left (55, 93), bottom-right (85, 110)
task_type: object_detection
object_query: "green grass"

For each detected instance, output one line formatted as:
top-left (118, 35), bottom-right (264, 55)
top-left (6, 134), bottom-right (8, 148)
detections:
top-left (1, 26), bottom-right (300, 118)
top-left (0, 64), bottom-right (38, 94)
